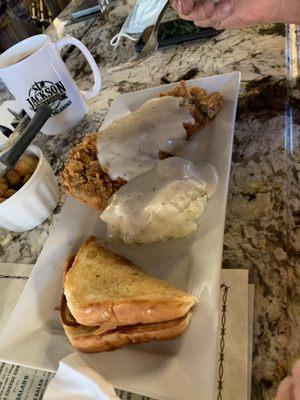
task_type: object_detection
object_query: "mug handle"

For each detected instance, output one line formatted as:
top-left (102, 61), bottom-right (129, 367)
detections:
top-left (55, 36), bottom-right (101, 101)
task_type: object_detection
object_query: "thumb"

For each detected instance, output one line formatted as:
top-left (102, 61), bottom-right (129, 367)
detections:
top-left (292, 360), bottom-right (300, 399)
top-left (176, 0), bottom-right (194, 15)
top-left (275, 377), bottom-right (294, 400)
top-left (213, 0), bottom-right (234, 20)
top-left (182, 0), bottom-right (195, 15)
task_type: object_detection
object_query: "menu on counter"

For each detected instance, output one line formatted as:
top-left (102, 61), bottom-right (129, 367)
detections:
top-left (0, 264), bottom-right (253, 400)
top-left (0, 364), bottom-right (53, 400)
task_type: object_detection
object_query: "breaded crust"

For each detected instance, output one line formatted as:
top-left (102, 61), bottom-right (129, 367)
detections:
top-left (159, 80), bottom-right (223, 137)
top-left (61, 134), bottom-right (125, 210)
top-left (61, 82), bottom-right (223, 210)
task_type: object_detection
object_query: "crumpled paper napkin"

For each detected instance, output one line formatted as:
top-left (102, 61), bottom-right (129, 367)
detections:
top-left (43, 353), bottom-right (121, 400)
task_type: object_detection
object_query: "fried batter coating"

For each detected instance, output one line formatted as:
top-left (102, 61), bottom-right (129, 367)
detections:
top-left (23, 174), bottom-right (32, 184)
top-left (160, 81), bottom-right (223, 136)
top-left (0, 155), bottom-right (39, 205)
top-left (0, 182), bottom-right (8, 197)
top-left (4, 188), bottom-right (16, 198)
top-left (61, 134), bottom-right (125, 210)
top-left (6, 169), bottom-right (22, 187)
top-left (15, 156), bottom-right (39, 177)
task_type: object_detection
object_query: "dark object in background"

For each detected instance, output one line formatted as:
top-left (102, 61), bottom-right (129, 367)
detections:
top-left (70, 0), bottom-right (100, 23)
top-left (0, 0), bottom-right (40, 51)
top-left (0, 104), bottom-right (51, 177)
top-left (0, 0), bottom-right (70, 52)
top-left (237, 76), bottom-right (300, 118)
top-left (135, 19), bottom-right (221, 52)
top-left (0, 109), bottom-right (26, 138)
top-left (0, 125), bottom-right (13, 138)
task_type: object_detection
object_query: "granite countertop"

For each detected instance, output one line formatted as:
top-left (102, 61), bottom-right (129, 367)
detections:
top-left (0, 1), bottom-right (299, 399)
top-left (46, 0), bottom-right (100, 41)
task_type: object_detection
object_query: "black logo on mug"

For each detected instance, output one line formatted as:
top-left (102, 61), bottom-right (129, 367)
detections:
top-left (26, 80), bottom-right (72, 115)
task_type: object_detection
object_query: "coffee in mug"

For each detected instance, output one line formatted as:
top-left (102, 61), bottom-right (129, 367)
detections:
top-left (0, 34), bottom-right (101, 135)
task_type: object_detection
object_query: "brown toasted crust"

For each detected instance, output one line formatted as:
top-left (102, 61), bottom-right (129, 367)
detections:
top-left (61, 134), bottom-right (125, 210)
top-left (60, 294), bottom-right (78, 327)
top-left (63, 255), bottom-right (75, 281)
top-left (64, 237), bottom-right (196, 328)
top-left (60, 258), bottom-right (78, 326)
top-left (62, 314), bottom-right (191, 352)
top-left (61, 82), bottom-right (223, 210)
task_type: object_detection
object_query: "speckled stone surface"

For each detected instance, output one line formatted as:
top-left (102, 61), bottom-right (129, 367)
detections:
top-left (46, 0), bottom-right (99, 41)
top-left (0, 1), bottom-right (299, 399)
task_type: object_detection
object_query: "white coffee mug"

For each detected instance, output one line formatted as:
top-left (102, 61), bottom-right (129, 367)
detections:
top-left (0, 34), bottom-right (101, 135)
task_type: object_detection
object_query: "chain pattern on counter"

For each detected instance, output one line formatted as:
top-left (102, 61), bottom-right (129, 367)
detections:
top-left (0, 274), bottom-right (29, 280)
top-left (217, 283), bottom-right (230, 400)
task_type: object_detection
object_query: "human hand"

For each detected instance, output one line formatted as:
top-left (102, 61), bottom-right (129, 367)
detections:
top-left (171, 0), bottom-right (300, 29)
top-left (275, 360), bottom-right (300, 400)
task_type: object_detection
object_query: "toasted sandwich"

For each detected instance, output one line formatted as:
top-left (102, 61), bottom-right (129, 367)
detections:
top-left (60, 236), bottom-right (196, 352)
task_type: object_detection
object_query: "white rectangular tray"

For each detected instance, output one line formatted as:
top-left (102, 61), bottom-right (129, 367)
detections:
top-left (0, 72), bottom-right (240, 400)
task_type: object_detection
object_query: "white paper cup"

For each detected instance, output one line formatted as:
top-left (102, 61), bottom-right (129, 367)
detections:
top-left (0, 145), bottom-right (60, 232)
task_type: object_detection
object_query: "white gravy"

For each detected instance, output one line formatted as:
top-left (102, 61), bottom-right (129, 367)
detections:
top-left (96, 96), bottom-right (195, 181)
top-left (100, 158), bottom-right (211, 244)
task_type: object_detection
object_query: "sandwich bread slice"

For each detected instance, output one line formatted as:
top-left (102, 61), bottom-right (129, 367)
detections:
top-left (61, 236), bottom-right (196, 352)
top-left (62, 309), bottom-right (191, 353)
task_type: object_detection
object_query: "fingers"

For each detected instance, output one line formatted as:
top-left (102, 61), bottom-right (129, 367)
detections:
top-left (195, 0), bottom-right (234, 28)
top-left (171, 0), bottom-right (194, 16)
top-left (181, 0), bottom-right (194, 15)
top-left (275, 377), bottom-right (294, 400)
top-left (292, 360), bottom-right (300, 399)
top-left (175, 0), bottom-right (215, 21)
top-left (194, 19), bottom-right (218, 28)
top-left (174, 0), bottom-right (234, 30)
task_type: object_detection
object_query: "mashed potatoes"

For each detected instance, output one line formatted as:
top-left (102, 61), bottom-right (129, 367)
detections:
top-left (100, 158), bottom-right (209, 244)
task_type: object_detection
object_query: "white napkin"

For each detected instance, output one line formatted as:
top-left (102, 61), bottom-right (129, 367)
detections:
top-left (43, 353), bottom-right (120, 400)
